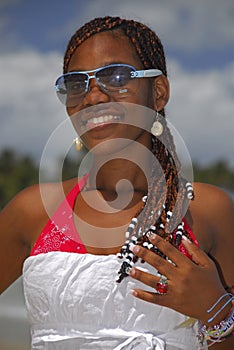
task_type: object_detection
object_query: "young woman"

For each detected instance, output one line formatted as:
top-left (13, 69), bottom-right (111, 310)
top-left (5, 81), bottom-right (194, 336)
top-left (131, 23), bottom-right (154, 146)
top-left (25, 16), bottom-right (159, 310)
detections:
top-left (0, 16), bottom-right (233, 350)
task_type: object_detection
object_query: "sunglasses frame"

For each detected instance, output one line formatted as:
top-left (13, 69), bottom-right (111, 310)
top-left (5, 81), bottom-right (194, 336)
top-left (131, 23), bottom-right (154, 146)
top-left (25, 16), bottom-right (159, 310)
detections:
top-left (55, 63), bottom-right (163, 104)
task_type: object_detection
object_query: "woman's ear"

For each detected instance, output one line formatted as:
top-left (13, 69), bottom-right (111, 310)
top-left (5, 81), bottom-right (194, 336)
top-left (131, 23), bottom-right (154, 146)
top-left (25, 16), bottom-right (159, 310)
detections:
top-left (152, 75), bottom-right (170, 111)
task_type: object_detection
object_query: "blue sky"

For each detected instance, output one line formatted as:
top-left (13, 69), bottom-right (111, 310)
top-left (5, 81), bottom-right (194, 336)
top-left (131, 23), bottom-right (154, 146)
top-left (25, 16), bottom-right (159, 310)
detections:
top-left (1, 0), bottom-right (234, 169)
top-left (0, 1), bottom-right (234, 347)
top-left (2, 0), bottom-right (234, 69)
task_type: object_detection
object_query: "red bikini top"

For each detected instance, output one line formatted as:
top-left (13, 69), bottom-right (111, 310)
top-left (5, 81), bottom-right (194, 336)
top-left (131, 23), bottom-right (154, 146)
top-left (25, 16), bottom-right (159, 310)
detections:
top-left (30, 176), bottom-right (198, 256)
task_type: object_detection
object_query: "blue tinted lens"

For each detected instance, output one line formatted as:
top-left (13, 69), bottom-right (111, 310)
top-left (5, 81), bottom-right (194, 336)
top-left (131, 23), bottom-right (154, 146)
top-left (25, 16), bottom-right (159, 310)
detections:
top-left (95, 65), bottom-right (135, 90)
top-left (55, 72), bottom-right (88, 106)
top-left (55, 64), bottom-right (136, 106)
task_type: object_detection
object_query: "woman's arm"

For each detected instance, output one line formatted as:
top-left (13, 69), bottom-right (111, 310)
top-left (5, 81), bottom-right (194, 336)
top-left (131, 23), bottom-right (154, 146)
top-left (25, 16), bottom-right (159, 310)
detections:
top-left (0, 179), bottom-right (75, 294)
top-left (0, 185), bottom-right (41, 294)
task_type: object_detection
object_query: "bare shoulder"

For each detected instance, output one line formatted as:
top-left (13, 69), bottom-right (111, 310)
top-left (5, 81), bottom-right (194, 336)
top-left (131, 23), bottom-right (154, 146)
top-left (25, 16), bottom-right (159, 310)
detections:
top-left (193, 181), bottom-right (233, 202)
top-left (3, 177), bottom-right (78, 240)
top-left (190, 182), bottom-right (234, 291)
top-left (0, 178), bottom-right (78, 293)
top-left (192, 182), bottom-right (234, 224)
top-left (188, 182), bottom-right (234, 253)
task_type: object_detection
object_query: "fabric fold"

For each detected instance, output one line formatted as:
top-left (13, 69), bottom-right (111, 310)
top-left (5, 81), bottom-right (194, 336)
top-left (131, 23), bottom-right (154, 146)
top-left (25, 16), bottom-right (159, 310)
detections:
top-left (23, 252), bottom-right (201, 349)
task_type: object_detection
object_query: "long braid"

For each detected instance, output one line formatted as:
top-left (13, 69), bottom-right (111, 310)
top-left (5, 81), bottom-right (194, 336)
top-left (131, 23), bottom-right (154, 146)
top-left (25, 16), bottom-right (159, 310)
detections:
top-left (63, 16), bottom-right (194, 281)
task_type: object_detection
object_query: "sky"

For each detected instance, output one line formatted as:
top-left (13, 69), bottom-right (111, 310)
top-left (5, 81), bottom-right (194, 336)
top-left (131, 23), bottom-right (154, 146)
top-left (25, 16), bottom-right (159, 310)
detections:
top-left (0, 1), bottom-right (234, 346)
top-left (0, 0), bottom-right (234, 176)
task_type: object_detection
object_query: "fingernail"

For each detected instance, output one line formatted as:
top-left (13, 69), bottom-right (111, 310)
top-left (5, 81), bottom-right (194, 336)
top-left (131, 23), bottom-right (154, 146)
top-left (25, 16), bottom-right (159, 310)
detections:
top-left (129, 268), bottom-right (136, 276)
top-left (149, 233), bottom-right (156, 241)
top-left (129, 243), bottom-right (136, 252)
top-left (131, 289), bottom-right (138, 297)
top-left (133, 245), bottom-right (140, 254)
top-left (182, 235), bottom-right (191, 243)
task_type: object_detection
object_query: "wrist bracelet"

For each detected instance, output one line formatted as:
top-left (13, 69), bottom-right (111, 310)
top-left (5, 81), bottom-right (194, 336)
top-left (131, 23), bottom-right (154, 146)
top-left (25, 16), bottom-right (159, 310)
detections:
top-left (207, 292), bottom-right (234, 323)
top-left (197, 300), bottom-right (234, 349)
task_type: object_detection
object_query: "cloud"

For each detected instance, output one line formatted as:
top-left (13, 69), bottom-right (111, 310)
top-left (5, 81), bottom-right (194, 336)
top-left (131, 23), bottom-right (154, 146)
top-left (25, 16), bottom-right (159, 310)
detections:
top-left (2, 1), bottom-right (234, 63)
top-left (167, 59), bottom-right (234, 165)
top-left (0, 49), bottom-right (84, 179)
top-left (0, 50), bottom-right (67, 156)
top-left (72, 0), bottom-right (234, 52)
top-left (0, 49), bottom-right (233, 174)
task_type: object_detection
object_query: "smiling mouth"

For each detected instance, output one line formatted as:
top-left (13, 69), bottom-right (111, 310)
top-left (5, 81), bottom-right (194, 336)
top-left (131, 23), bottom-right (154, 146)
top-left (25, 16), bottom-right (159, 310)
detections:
top-left (71, 102), bottom-right (127, 133)
top-left (87, 114), bottom-right (121, 126)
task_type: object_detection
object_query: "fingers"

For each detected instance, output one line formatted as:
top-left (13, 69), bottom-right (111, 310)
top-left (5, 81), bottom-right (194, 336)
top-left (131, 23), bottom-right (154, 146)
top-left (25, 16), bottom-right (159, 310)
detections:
top-left (128, 234), bottom-right (220, 317)
top-left (131, 289), bottom-right (167, 304)
top-left (131, 243), bottom-right (176, 279)
top-left (181, 235), bottom-right (211, 267)
top-left (131, 233), bottom-right (211, 270)
top-left (129, 267), bottom-right (162, 290)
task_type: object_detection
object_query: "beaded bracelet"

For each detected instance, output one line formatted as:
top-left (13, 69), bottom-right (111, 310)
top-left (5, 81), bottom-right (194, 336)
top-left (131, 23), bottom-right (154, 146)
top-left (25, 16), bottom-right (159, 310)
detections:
top-left (197, 300), bottom-right (234, 349)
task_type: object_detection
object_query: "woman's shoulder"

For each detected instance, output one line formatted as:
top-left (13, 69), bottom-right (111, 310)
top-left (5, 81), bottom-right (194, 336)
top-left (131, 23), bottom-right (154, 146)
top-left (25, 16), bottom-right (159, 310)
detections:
top-left (189, 182), bottom-right (234, 252)
top-left (192, 182), bottom-right (233, 214)
top-left (8, 177), bottom-right (77, 213)
top-left (2, 178), bottom-right (79, 241)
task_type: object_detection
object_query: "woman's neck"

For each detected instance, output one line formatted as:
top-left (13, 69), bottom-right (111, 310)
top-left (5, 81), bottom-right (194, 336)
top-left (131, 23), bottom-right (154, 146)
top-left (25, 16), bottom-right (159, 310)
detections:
top-left (89, 157), bottom-right (150, 193)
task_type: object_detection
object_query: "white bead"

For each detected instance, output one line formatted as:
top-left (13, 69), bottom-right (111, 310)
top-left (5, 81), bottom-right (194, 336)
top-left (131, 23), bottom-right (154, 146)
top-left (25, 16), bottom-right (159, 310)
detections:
top-left (128, 243), bottom-right (135, 251)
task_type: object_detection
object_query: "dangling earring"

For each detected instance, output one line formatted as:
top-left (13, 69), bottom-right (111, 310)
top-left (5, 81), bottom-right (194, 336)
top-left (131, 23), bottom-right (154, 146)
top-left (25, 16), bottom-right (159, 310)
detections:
top-left (73, 137), bottom-right (83, 151)
top-left (151, 111), bottom-right (164, 137)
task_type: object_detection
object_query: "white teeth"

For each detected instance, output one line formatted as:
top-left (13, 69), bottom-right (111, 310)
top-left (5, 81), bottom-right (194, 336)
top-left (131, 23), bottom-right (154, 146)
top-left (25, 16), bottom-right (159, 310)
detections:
top-left (88, 115), bottom-right (120, 124)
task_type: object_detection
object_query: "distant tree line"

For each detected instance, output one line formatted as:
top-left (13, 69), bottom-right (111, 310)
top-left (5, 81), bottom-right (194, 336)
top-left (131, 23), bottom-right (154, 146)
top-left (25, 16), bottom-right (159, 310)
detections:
top-left (0, 148), bottom-right (233, 209)
top-left (193, 160), bottom-right (234, 194)
top-left (0, 149), bottom-right (39, 209)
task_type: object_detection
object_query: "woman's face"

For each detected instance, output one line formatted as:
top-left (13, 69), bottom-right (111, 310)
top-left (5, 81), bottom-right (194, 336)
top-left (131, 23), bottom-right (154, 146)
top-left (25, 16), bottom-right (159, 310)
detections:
top-left (66, 31), bottom-right (155, 153)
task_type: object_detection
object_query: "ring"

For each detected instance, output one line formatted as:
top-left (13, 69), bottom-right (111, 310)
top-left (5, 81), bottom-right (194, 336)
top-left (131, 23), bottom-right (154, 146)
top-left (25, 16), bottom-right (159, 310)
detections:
top-left (155, 275), bottom-right (168, 295)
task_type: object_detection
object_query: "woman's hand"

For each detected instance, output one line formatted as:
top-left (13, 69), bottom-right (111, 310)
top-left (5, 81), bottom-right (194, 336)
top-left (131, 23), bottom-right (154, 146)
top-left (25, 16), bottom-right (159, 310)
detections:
top-left (129, 234), bottom-right (228, 324)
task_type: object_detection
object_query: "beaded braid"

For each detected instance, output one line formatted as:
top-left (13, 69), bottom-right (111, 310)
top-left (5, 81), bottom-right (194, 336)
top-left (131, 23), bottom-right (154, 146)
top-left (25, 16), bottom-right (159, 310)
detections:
top-left (63, 16), bottom-right (194, 282)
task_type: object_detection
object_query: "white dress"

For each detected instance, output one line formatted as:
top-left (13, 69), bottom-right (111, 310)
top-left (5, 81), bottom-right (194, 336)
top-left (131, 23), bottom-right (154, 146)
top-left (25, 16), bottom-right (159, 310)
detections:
top-left (23, 251), bottom-right (203, 349)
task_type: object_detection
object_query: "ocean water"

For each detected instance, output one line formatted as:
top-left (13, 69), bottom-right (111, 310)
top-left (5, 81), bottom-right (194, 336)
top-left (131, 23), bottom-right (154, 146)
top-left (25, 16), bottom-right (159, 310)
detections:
top-left (0, 278), bottom-right (30, 349)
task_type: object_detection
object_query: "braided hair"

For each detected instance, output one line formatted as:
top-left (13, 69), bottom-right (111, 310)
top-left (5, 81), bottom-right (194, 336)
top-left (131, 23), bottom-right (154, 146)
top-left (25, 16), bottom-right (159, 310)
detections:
top-left (63, 16), bottom-right (194, 281)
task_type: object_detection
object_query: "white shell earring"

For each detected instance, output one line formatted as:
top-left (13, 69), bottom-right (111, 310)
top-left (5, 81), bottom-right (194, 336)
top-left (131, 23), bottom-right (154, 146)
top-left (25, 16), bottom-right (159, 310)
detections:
top-left (73, 137), bottom-right (83, 151)
top-left (151, 112), bottom-right (164, 137)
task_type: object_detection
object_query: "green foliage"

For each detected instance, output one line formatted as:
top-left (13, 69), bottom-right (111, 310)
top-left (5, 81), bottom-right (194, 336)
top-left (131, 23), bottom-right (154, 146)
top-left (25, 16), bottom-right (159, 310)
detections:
top-left (0, 147), bottom-right (233, 209)
top-left (60, 147), bottom-right (88, 181)
top-left (0, 149), bottom-right (39, 208)
top-left (61, 155), bottom-right (80, 181)
top-left (193, 160), bottom-right (234, 192)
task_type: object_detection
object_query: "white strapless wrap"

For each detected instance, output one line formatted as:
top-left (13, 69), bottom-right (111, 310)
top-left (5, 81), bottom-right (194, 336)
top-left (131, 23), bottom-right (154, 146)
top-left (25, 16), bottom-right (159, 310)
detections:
top-left (23, 252), bottom-right (202, 349)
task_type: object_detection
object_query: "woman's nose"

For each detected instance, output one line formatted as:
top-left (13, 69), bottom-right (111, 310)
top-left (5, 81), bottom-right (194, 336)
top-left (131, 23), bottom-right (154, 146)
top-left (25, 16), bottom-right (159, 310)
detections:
top-left (83, 77), bottom-right (110, 105)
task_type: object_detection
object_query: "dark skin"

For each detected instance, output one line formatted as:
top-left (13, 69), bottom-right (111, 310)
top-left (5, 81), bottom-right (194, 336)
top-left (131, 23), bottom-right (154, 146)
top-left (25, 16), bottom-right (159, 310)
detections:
top-left (0, 32), bottom-right (233, 349)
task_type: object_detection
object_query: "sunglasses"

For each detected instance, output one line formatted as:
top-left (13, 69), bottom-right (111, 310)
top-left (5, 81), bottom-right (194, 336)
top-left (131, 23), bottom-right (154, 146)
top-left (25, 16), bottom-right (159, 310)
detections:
top-left (55, 63), bottom-right (162, 107)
